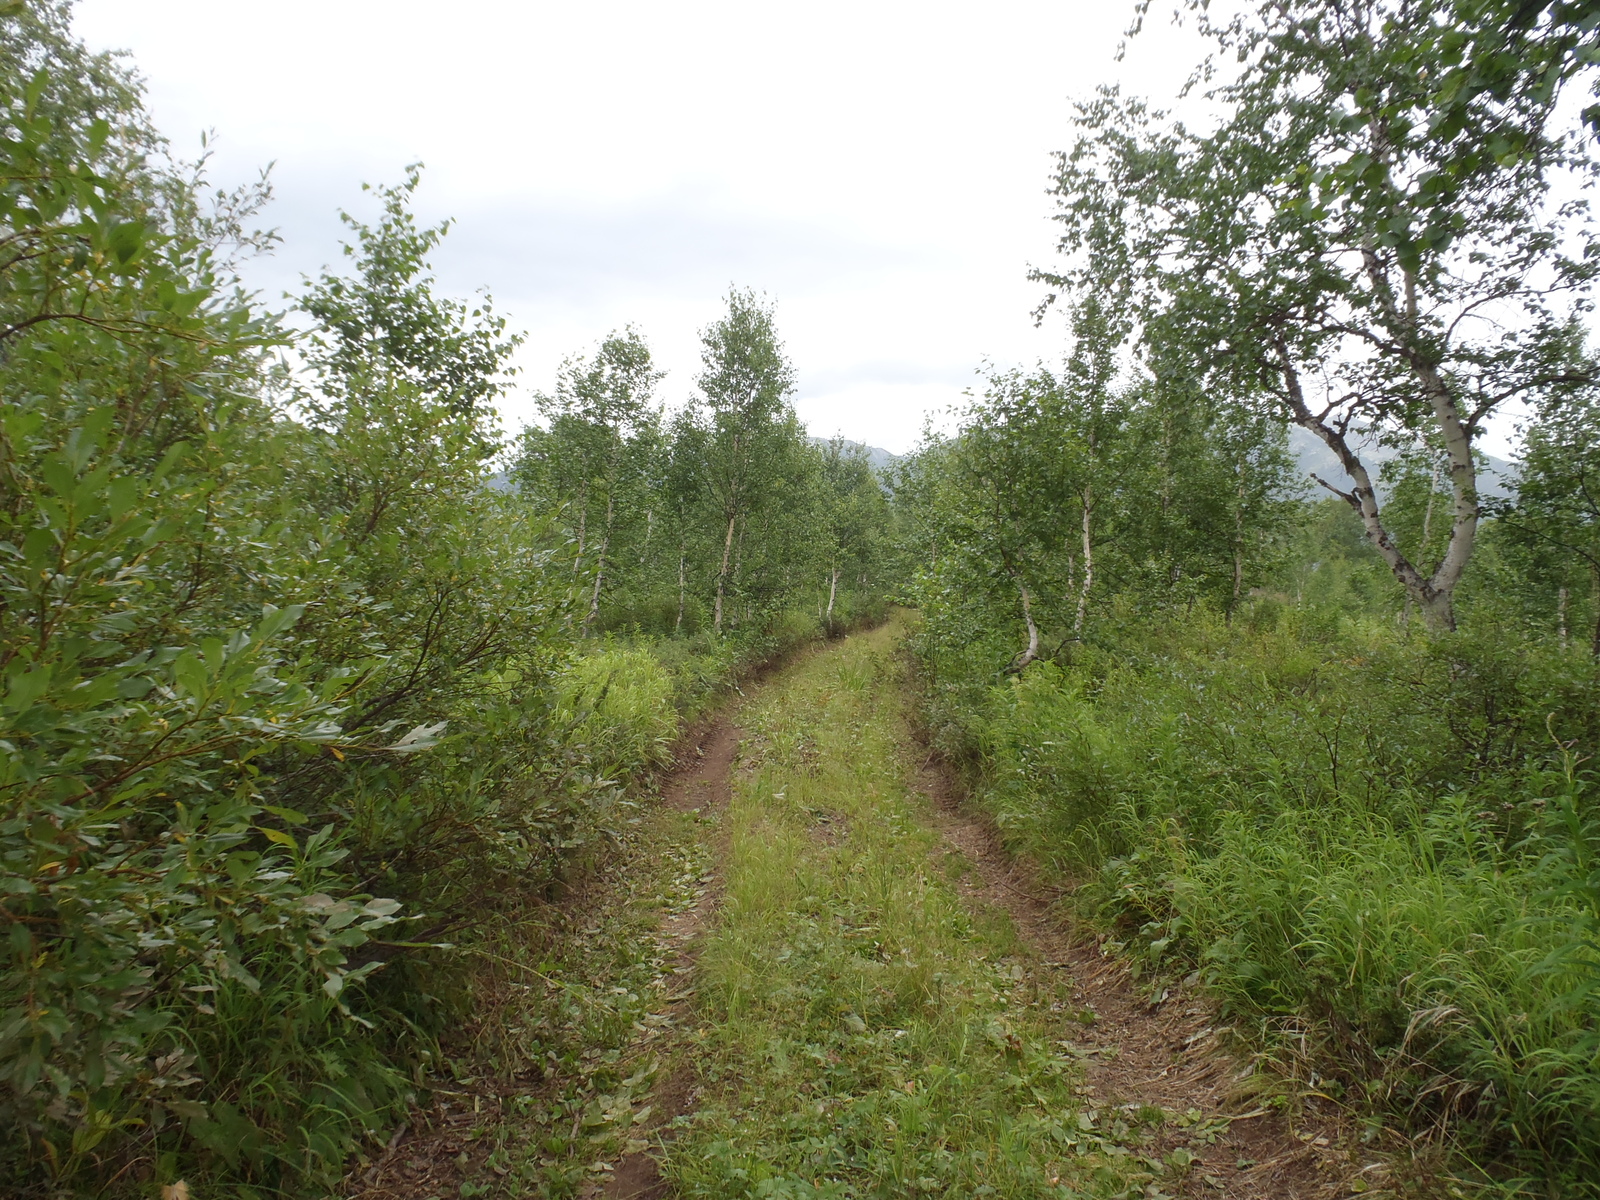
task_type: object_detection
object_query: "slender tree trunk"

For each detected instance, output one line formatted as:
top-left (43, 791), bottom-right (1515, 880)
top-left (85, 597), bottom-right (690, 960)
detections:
top-left (1415, 366), bottom-right (1480, 620)
top-left (731, 520), bottom-right (746, 629)
top-left (573, 479), bottom-right (588, 576)
top-left (1075, 484), bottom-right (1095, 634)
top-left (676, 544), bottom-right (687, 632)
top-left (1007, 569), bottom-right (1041, 673)
top-left (825, 564), bottom-right (839, 632)
top-left (1558, 585), bottom-right (1570, 649)
top-left (714, 513), bottom-right (735, 635)
top-left (1276, 342), bottom-right (1467, 631)
top-left (584, 489), bottom-right (615, 635)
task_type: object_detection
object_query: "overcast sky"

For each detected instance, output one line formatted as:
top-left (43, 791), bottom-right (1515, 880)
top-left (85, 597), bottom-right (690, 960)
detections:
top-left (70, 1), bottom-right (1228, 453)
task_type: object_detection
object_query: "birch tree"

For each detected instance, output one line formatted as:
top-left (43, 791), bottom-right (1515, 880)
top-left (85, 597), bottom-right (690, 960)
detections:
top-left (514, 330), bottom-right (662, 631)
top-left (817, 439), bottom-right (890, 632)
top-left (692, 289), bottom-right (800, 635)
top-left (1046, 0), bottom-right (1600, 629)
top-left (934, 368), bottom-right (1097, 671)
top-left (1493, 389), bottom-right (1600, 655)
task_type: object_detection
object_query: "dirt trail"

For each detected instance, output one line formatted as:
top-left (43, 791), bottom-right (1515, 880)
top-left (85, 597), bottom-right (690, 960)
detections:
top-left (346, 712), bottom-right (747, 1200)
top-left (910, 751), bottom-right (1355, 1199)
top-left (585, 717), bottom-right (743, 1200)
top-left (350, 628), bottom-right (1370, 1199)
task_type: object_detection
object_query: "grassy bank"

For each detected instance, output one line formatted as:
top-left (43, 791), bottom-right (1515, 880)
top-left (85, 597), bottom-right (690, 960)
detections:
top-left (911, 604), bottom-right (1600, 1195)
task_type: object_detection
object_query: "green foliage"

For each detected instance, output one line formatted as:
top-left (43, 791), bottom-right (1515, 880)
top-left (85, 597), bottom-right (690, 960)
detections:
top-left (509, 291), bottom-right (894, 645)
top-left (0, 10), bottom-right (773, 1193)
top-left (909, 14), bottom-right (1600, 1182)
top-left (300, 163), bottom-right (521, 419)
top-left (896, 365), bottom-right (1300, 680)
top-left (554, 648), bottom-right (678, 783)
top-left (1489, 390), bottom-right (1600, 655)
top-left (1051, 0), bottom-right (1600, 628)
top-left (513, 327), bottom-right (663, 633)
top-left (912, 604), bottom-right (1600, 1191)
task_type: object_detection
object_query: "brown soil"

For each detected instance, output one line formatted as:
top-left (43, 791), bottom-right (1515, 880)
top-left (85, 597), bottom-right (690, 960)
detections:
top-left (343, 634), bottom-right (845, 1200)
top-left (909, 749), bottom-right (1367, 1200)
top-left (344, 717), bottom-right (746, 1200)
top-left (584, 718), bottom-right (743, 1200)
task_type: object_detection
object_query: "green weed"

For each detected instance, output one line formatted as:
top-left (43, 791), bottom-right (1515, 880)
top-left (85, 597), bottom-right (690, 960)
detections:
top-left (912, 605), bottom-right (1600, 1193)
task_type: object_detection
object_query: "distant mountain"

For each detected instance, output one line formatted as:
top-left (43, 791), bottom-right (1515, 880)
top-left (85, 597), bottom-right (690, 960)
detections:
top-left (809, 437), bottom-right (899, 473)
top-left (1287, 425), bottom-right (1516, 501)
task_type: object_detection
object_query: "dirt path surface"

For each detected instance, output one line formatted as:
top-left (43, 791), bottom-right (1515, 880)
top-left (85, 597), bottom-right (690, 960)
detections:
top-left (584, 718), bottom-right (744, 1200)
top-left (909, 752), bottom-right (1361, 1199)
top-left (344, 709), bottom-right (749, 1200)
top-left (348, 627), bottom-right (1382, 1200)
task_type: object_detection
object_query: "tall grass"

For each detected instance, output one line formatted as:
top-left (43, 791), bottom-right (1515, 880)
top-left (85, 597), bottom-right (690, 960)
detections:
top-left (912, 604), bottom-right (1600, 1192)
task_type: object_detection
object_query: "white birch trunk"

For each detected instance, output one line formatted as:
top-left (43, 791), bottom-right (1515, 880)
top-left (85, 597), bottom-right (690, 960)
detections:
top-left (1075, 483), bottom-right (1094, 634)
top-left (584, 488), bottom-right (615, 635)
top-left (676, 545), bottom-right (687, 632)
top-left (713, 513), bottom-right (735, 635)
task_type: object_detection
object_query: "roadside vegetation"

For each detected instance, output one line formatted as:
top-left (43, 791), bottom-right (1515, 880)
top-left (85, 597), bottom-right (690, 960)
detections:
top-left (0, 6), bottom-right (885, 1196)
top-left (897, 2), bottom-right (1600, 1195)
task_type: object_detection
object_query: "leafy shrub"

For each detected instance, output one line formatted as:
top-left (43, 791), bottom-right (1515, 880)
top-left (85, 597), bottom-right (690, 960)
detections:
top-left (0, 14), bottom-right (657, 1192)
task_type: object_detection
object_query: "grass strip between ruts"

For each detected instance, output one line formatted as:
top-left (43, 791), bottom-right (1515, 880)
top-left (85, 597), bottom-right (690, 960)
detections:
top-left (662, 622), bottom-right (1185, 1200)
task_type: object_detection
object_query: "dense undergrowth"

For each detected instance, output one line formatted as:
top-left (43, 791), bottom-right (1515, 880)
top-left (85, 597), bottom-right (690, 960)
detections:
top-left (910, 603), bottom-right (1600, 1195)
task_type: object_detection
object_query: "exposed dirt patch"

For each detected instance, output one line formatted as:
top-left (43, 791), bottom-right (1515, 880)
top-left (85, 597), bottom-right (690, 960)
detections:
top-left (909, 751), bottom-right (1362, 1200)
top-left (586, 720), bottom-right (744, 1200)
top-left (804, 807), bottom-right (850, 847)
top-left (345, 717), bottom-right (746, 1200)
top-left (660, 720), bottom-right (743, 817)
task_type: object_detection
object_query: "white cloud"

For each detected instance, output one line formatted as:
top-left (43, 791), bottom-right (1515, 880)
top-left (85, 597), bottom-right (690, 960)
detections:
top-left (71, 0), bottom-right (1222, 453)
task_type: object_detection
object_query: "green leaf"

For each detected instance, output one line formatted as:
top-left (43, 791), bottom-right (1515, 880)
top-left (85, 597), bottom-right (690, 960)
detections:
top-left (257, 827), bottom-right (296, 850)
top-left (107, 220), bottom-right (145, 266)
top-left (253, 603), bottom-right (305, 643)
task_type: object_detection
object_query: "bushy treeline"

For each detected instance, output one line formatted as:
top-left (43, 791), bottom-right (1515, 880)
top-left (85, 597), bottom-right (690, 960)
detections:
top-left (894, 359), bottom-right (1301, 678)
top-left (902, 0), bottom-right (1600, 1192)
top-left (510, 295), bottom-right (890, 641)
top-left (0, 7), bottom-right (873, 1195)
